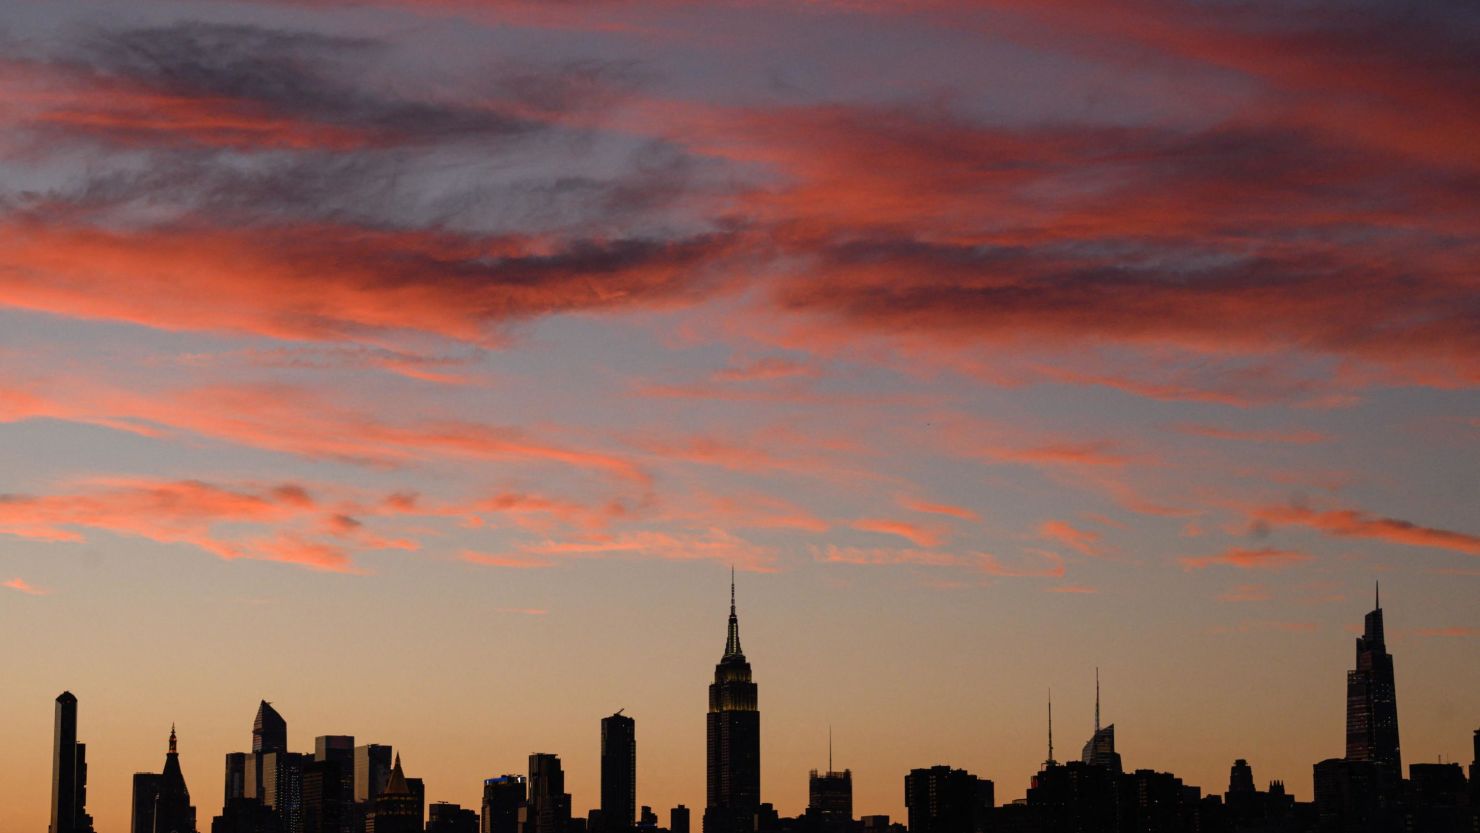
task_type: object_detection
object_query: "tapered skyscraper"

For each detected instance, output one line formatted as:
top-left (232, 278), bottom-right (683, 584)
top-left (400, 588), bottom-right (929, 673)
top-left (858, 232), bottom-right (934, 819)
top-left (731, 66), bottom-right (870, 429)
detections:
top-left (1345, 584), bottom-right (1401, 775)
top-left (704, 571), bottom-right (760, 833)
top-left (253, 701), bottom-right (287, 754)
top-left (50, 691), bottom-right (95, 833)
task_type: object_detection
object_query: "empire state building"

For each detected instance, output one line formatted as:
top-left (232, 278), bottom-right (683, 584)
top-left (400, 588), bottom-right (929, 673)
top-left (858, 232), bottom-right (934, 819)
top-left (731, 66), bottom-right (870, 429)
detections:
top-left (705, 571), bottom-right (760, 833)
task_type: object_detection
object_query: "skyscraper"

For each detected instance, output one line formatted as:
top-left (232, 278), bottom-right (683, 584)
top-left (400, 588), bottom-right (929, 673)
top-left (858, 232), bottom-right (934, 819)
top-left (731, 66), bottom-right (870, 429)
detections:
top-left (50, 691), bottom-right (95, 833)
top-left (705, 570), bottom-right (761, 833)
top-left (807, 768), bottom-right (853, 833)
top-left (355, 744), bottom-right (394, 804)
top-left (314, 736), bottom-right (355, 833)
top-left (903, 766), bottom-right (992, 833)
top-left (480, 775), bottom-right (527, 833)
top-left (303, 759), bottom-right (346, 833)
top-left (1080, 670), bottom-right (1122, 773)
top-left (601, 711), bottom-right (637, 832)
top-left (254, 701), bottom-right (288, 754)
top-left (1345, 584), bottom-right (1401, 777)
top-left (132, 725), bottom-right (198, 833)
top-left (528, 754), bottom-right (572, 833)
top-left (367, 755), bottom-right (420, 833)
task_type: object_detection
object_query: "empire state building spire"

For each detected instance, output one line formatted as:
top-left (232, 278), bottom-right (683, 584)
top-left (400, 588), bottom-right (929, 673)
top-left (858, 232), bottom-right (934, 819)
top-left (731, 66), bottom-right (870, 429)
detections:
top-left (725, 566), bottom-right (744, 658)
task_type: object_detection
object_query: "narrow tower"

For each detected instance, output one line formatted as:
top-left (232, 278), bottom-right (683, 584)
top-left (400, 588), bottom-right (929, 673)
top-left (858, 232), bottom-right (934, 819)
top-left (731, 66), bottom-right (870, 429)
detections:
top-left (600, 711), bottom-right (637, 832)
top-left (704, 569), bottom-right (760, 833)
top-left (51, 692), bottom-right (95, 833)
top-left (1345, 583), bottom-right (1401, 775)
top-left (131, 725), bottom-right (197, 833)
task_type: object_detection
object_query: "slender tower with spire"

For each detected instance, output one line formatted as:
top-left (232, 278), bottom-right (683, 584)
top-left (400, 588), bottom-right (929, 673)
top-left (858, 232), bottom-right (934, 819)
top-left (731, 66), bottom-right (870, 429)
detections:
top-left (704, 568), bottom-right (761, 833)
top-left (1081, 668), bottom-right (1122, 773)
top-left (1044, 689), bottom-right (1057, 768)
top-left (1345, 582), bottom-right (1401, 778)
top-left (130, 725), bottom-right (198, 833)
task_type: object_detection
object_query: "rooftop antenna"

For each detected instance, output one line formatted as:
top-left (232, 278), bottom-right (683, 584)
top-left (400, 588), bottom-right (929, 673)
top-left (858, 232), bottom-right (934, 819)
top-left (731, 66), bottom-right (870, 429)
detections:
top-left (828, 724), bottom-right (833, 773)
top-left (1375, 579), bottom-right (1380, 610)
top-left (1047, 688), bottom-right (1055, 765)
top-left (1095, 667), bottom-right (1101, 734)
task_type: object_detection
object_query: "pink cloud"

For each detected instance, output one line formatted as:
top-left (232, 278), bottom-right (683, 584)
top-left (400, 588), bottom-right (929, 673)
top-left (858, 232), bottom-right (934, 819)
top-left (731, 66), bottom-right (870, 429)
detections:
top-left (815, 545), bottom-right (964, 567)
top-left (1038, 520), bottom-right (1104, 557)
top-left (1171, 423), bottom-right (1331, 445)
top-left (851, 518), bottom-right (944, 547)
top-left (1180, 547), bottom-right (1313, 571)
top-left (461, 550), bottom-right (556, 570)
top-left (897, 495), bottom-right (980, 522)
top-left (1252, 504), bottom-right (1480, 557)
top-left (2, 577), bottom-right (49, 596)
top-left (1219, 583), bottom-right (1271, 602)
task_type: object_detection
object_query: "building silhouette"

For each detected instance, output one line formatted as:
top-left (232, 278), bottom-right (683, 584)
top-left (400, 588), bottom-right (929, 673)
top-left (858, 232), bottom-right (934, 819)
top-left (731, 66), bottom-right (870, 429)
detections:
top-left (805, 765), bottom-right (853, 833)
top-left (1345, 584), bottom-right (1401, 778)
top-left (366, 755), bottom-right (420, 833)
top-left (905, 766), bottom-right (992, 833)
top-left (255, 702), bottom-right (288, 754)
top-left (1080, 671), bottom-right (1121, 774)
top-left (528, 754), bottom-right (572, 833)
top-left (302, 758), bottom-right (346, 833)
top-left (50, 691), bottom-right (95, 833)
top-left (131, 725), bottom-right (198, 833)
top-left (601, 711), bottom-right (637, 832)
top-left (705, 571), bottom-right (761, 833)
top-left (481, 775), bottom-right (526, 833)
top-left (426, 803), bottom-right (479, 833)
top-left (670, 805), bottom-right (691, 833)
top-left (313, 736), bottom-right (355, 833)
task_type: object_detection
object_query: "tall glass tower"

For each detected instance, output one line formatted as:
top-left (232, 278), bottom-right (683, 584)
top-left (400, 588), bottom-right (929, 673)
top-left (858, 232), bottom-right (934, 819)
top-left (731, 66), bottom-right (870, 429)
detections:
top-left (1345, 584), bottom-right (1401, 775)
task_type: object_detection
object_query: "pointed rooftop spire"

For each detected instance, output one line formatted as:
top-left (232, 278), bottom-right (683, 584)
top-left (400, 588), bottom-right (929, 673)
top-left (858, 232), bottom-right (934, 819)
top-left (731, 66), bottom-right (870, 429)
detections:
top-left (1047, 688), bottom-right (1055, 765)
top-left (1095, 668), bottom-right (1101, 734)
top-left (1375, 579), bottom-right (1380, 610)
top-left (169, 723), bottom-right (177, 755)
top-left (384, 752), bottom-right (411, 795)
top-left (723, 567), bottom-right (743, 658)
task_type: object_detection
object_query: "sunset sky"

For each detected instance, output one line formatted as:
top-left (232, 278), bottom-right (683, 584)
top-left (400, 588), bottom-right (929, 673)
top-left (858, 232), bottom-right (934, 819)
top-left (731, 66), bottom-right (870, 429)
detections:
top-left (1, 0), bottom-right (1478, 830)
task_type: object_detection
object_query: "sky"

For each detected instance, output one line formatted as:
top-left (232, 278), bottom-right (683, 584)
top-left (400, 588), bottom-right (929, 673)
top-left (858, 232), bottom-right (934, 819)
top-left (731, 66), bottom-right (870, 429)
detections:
top-left (0, 0), bottom-right (1477, 829)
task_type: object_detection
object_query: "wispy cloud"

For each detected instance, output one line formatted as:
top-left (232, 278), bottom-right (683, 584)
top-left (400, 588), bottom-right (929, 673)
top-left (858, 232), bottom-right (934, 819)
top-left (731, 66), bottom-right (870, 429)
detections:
top-left (2, 577), bottom-right (49, 596)
top-left (1180, 547), bottom-right (1313, 571)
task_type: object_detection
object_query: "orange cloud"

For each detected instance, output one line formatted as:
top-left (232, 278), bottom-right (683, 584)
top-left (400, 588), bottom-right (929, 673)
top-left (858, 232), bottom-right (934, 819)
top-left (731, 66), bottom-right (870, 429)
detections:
top-left (0, 478), bottom-right (366, 572)
top-left (461, 550), bottom-right (556, 570)
top-left (1038, 520), bottom-right (1104, 557)
top-left (2, 578), bottom-right (49, 596)
top-left (975, 550), bottom-right (1066, 578)
top-left (1411, 627), bottom-right (1479, 639)
top-left (1179, 547), bottom-right (1313, 571)
top-left (1171, 423), bottom-right (1331, 445)
top-left (1219, 583), bottom-right (1271, 603)
top-left (814, 545), bottom-right (964, 567)
top-left (1253, 504), bottom-right (1480, 557)
top-left (5, 379), bottom-right (650, 486)
top-left (851, 518), bottom-right (943, 547)
top-left (711, 356), bottom-right (814, 383)
top-left (1212, 619), bottom-right (1319, 634)
top-left (0, 219), bottom-right (735, 347)
top-left (897, 496), bottom-right (979, 522)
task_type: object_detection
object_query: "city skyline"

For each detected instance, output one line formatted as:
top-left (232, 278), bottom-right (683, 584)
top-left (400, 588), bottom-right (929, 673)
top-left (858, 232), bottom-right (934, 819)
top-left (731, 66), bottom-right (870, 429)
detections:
top-left (26, 580), bottom-right (1479, 832)
top-left (2, 0), bottom-right (1478, 831)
